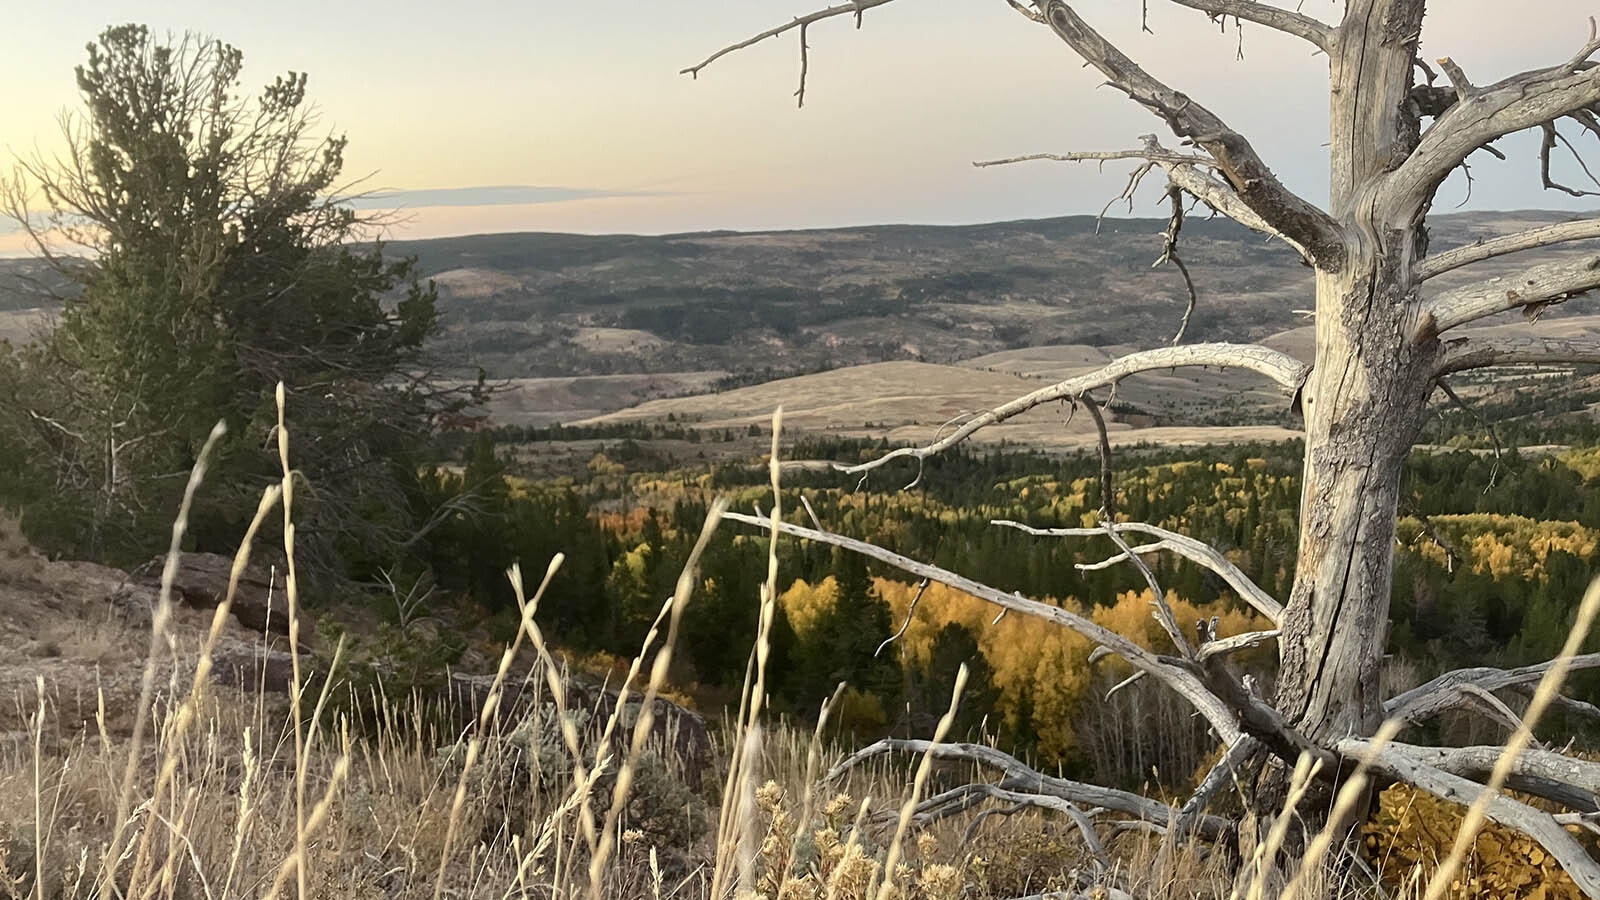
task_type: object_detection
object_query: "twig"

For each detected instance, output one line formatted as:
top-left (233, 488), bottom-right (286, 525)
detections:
top-left (833, 342), bottom-right (1307, 478)
top-left (876, 578), bottom-right (930, 658)
top-left (1435, 379), bottom-right (1503, 489)
top-left (681, 0), bottom-right (898, 80)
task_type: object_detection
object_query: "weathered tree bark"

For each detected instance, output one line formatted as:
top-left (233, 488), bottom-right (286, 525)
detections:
top-left (1277, 275), bottom-right (1436, 744)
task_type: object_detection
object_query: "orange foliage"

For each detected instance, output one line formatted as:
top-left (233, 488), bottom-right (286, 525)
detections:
top-left (1402, 514), bottom-right (1599, 580)
top-left (875, 578), bottom-right (1271, 757)
top-left (778, 577), bottom-right (842, 640)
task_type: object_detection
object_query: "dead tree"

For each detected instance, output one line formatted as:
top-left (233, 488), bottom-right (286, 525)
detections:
top-left (690, 1), bottom-right (1600, 893)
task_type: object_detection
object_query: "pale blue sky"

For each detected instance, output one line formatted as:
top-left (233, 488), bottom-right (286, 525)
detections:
top-left (3, 1), bottom-right (1598, 248)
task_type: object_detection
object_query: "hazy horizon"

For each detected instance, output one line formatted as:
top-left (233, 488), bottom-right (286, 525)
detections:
top-left (6, 1), bottom-right (1600, 256)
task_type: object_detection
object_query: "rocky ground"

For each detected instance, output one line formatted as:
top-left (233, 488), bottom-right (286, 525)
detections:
top-left (0, 525), bottom-right (300, 744)
top-left (0, 517), bottom-right (714, 786)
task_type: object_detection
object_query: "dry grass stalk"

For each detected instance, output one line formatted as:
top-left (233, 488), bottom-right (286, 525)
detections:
top-left (873, 663), bottom-right (968, 900)
top-left (590, 496), bottom-right (728, 899)
top-left (99, 419), bottom-right (227, 900)
top-left (713, 407), bottom-right (785, 900)
top-left (1421, 576), bottom-right (1600, 900)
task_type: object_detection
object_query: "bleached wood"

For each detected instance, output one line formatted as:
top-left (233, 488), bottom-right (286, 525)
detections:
top-left (687, 0), bottom-right (1600, 861)
top-left (1386, 652), bottom-right (1600, 722)
top-left (1417, 217), bottom-right (1600, 280)
top-left (1435, 336), bottom-right (1600, 375)
top-left (1157, 152), bottom-right (1307, 257)
top-left (1385, 50), bottom-right (1600, 219)
top-left (827, 738), bottom-right (1234, 841)
top-left (723, 511), bottom-right (1245, 745)
top-left (836, 343), bottom-right (1307, 478)
top-left (977, 135), bottom-right (1310, 258)
top-left (1039, 1), bottom-right (1344, 265)
top-left (1340, 738), bottom-right (1600, 897)
top-left (1164, 0), bottom-right (1333, 50)
top-left (1375, 741), bottom-right (1600, 798)
top-left (1418, 254), bottom-right (1600, 338)
top-left (993, 519), bottom-right (1285, 623)
top-left (1178, 735), bottom-right (1260, 830)
top-left (914, 782), bottom-right (1110, 864)
top-left (1198, 629), bottom-right (1280, 662)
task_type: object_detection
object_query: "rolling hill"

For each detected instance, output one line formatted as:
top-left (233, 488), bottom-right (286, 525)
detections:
top-left (2, 209), bottom-right (1597, 438)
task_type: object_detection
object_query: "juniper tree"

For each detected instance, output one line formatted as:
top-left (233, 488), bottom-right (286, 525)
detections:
top-left (1, 24), bottom-right (453, 579)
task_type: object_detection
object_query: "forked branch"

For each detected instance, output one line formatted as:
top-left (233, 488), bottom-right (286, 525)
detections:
top-left (1386, 29), bottom-right (1600, 218)
top-left (681, 0), bottom-right (894, 78)
top-left (1038, 1), bottom-right (1344, 265)
top-left (835, 342), bottom-right (1308, 478)
top-left (1417, 217), bottom-right (1600, 280)
top-left (1416, 253), bottom-right (1600, 339)
top-left (722, 510), bottom-right (1245, 744)
top-left (827, 738), bottom-right (1235, 841)
top-left (992, 519), bottom-right (1285, 622)
top-left (1386, 652), bottom-right (1600, 723)
top-left (976, 135), bottom-right (1314, 260)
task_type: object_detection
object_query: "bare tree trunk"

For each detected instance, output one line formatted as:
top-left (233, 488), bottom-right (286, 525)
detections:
top-left (1274, 0), bottom-right (1434, 748)
top-left (1277, 265), bottom-right (1437, 743)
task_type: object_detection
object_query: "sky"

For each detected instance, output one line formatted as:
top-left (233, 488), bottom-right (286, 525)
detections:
top-left (2, 0), bottom-right (1598, 253)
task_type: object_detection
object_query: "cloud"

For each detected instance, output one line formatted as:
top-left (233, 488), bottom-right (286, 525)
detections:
top-left (341, 185), bottom-right (661, 210)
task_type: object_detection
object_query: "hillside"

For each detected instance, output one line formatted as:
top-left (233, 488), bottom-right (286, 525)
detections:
top-left (390, 208), bottom-right (1599, 379)
top-left (574, 357), bottom-right (1303, 450)
top-left (2, 210), bottom-right (1597, 431)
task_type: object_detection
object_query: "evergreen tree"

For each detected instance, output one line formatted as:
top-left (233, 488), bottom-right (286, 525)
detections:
top-left (0, 25), bottom-right (459, 576)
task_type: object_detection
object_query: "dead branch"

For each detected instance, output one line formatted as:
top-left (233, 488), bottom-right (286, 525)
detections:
top-left (1435, 336), bottom-right (1600, 376)
top-left (1154, 185), bottom-right (1200, 345)
top-left (974, 149), bottom-right (1213, 168)
top-left (1161, 0), bottom-right (1333, 50)
top-left (1038, 1), bottom-right (1344, 265)
top-left (1197, 629), bottom-right (1280, 662)
top-left (1385, 30), bottom-right (1600, 219)
top-left (978, 135), bottom-right (1310, 258)
top-left (1435, 56), bottom-right (1479, 101)
top-left (1370, 741), bottom-right (1600, 806)
top-left (1542, 121), bottom-right (1600, 198)
top-left (1177, 735), bottom-right (1260, 833)
top-left (992, 519), bottom-right (1284, 623)
top-left (1511, 683), bottom-right (1600, 723)
top-left (827, 738), bottom-right (1234, 841)
top-left (915, 782), bottom-right (1110, 866)
top-left (1385, 652), bottom-right (1600, 723)
top-left (1416, 254), bottom-right (1600, 339)
top-left (834, 342), bottom-right (1307, 479)
top-left (681, 0), bottom-right (897, 84)
top-left (749, 507), bottom-right (1317, 772)
top-left (1098, 519), bottom-right (1197, 660)
top-left (723, 510), bottom-right (1245, 744)
top-left (1339, 738), bottom-right (1600, 898)
top-left (876, 577), bottom-right (930, 657)
top-left (1448, 683), bottom-right (1542, 741)
top-left (1198, 651), bottom-right (1340, 772)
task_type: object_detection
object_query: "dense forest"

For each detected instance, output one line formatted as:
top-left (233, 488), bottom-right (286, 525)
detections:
top-left (410, 401), bottom-right (1600, 788)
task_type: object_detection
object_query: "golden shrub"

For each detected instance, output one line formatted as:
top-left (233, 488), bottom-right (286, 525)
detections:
top-left (1366, 784), bottom-right (1592, 900)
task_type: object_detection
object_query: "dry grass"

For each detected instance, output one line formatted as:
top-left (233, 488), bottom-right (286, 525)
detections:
top-left (575, 360), bottom-right (1301, 451)
top-left (4, 395), bottom-right (1599, 900)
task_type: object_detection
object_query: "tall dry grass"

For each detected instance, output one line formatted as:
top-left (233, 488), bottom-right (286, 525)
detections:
top-left (3, 391), bottom-right (1599, 900)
